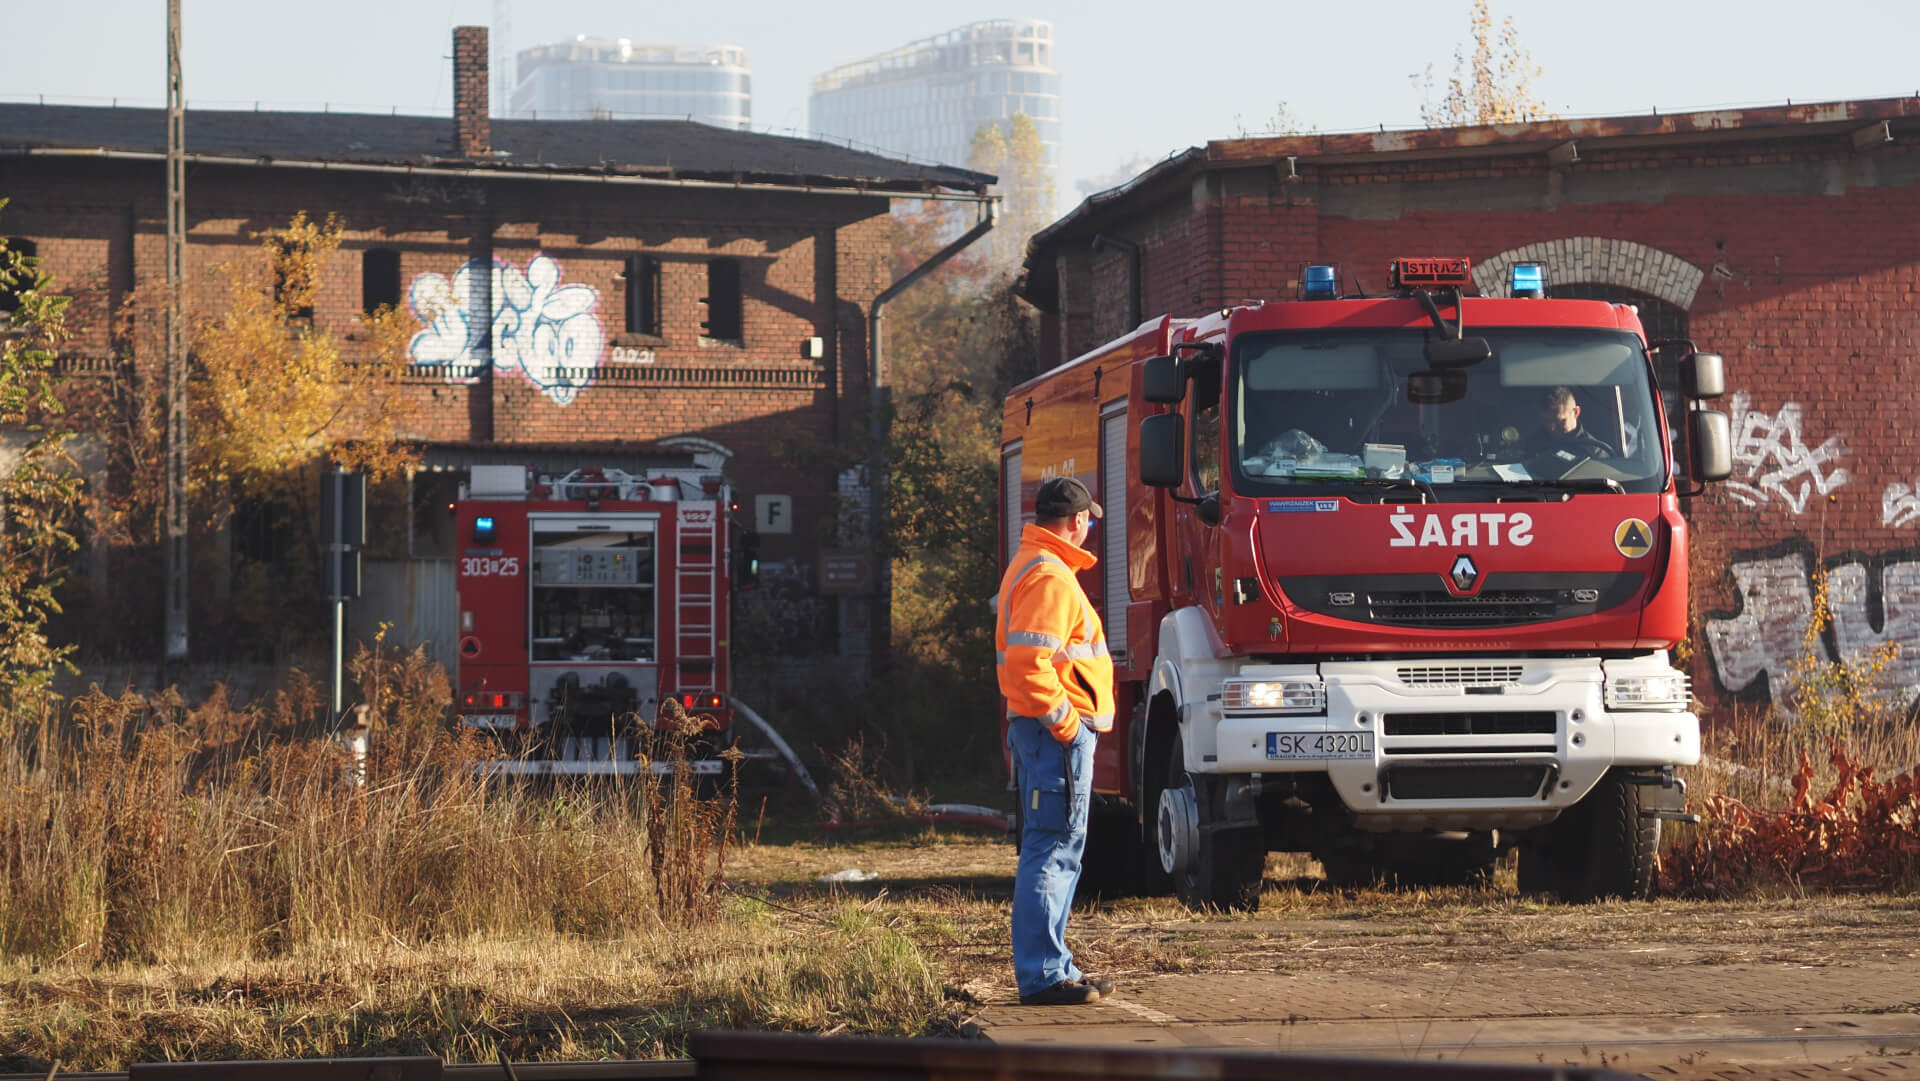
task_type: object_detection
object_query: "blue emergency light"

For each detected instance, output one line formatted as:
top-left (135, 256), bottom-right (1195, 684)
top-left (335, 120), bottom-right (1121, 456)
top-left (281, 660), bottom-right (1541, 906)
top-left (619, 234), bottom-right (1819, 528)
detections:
top-left (1510, 262), bottom-right (1547, 298)
top-left (474, 515), bottom-right (496, 543)
top-left (1301, 264), bottom-right (1339, 300)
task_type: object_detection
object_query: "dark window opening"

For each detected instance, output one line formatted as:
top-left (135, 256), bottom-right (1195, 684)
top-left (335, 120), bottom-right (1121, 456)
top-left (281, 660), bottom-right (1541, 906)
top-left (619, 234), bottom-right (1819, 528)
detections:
top-left (362, 248), bottom-right (401, 313)
top-left (701, 258), bottom-right (743, 342)
top-left (233, 495), bottom-right (299, 567)
top-left (624, 254), bottom-right (662, 336)
top-left (1, 237), bottom-right (38, 315)
top-left (410, 472), bottom-right (463, 559)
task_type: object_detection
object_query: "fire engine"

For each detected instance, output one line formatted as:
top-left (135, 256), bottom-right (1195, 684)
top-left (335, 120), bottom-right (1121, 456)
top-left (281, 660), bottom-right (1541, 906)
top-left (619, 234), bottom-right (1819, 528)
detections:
top-left (1000, 257), bottom-right (1734, 908)
top-left (453, 462), bottom-right (742, 775)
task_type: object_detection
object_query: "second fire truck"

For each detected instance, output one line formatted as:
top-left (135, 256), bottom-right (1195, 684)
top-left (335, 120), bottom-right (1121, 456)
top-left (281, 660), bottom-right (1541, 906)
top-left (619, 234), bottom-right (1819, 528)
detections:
top-left (453, 461), bottom-right (743, 775)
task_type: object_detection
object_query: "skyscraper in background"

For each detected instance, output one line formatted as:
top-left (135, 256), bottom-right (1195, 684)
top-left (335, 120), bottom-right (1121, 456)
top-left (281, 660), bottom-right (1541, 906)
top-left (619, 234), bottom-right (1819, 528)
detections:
top-left (808, 18), bottom-right (1059, 176)
top-left (509, 37), bottom-right (751, 129)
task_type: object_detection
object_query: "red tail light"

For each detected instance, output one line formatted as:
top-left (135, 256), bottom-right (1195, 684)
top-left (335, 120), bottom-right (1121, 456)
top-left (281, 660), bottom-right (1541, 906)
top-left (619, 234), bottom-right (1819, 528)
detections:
top-left (680, 693), bottom-right (725, 711)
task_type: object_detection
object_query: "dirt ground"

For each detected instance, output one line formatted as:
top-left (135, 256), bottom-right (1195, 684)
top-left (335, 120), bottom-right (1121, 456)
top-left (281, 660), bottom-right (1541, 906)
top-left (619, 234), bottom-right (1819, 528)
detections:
top-left (733, 831), bottom-right (1920, 1081)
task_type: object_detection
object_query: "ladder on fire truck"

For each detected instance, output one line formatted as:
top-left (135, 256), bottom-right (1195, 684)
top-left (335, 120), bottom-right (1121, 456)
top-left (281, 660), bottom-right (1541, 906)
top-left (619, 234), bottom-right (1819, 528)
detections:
top-left (675, 507), bottom-right (719, 692)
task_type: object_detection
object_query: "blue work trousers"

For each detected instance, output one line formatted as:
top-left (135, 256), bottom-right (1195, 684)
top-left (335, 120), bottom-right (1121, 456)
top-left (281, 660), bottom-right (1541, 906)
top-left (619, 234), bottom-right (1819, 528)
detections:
top-left (1007, 715), bottom-right (1095, 997)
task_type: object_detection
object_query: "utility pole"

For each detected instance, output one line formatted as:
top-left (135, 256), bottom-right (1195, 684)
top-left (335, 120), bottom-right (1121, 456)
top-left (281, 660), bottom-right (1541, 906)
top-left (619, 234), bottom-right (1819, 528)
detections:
top-left (163, 0), bottom-right (190, 671)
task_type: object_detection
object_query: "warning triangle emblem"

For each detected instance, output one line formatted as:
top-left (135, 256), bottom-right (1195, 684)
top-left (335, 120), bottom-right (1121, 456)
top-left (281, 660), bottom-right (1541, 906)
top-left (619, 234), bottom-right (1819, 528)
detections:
top-left (1614, 519), bottom-right (1653, 559)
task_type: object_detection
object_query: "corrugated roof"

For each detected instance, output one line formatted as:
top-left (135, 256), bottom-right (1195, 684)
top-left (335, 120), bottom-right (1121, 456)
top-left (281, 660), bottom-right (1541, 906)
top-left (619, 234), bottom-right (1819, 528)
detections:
top-left (0, 103), bottom-right (993, 194)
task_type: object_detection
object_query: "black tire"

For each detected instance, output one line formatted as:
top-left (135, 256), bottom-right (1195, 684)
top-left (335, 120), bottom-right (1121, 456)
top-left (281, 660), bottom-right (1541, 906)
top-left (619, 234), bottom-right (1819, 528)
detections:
top-left (1165, 733), bottom-right (1266, 912)
top-left (1578, 772), bottom-right (1660, 901)
top-left (1525, 772), bottom-right (1659, 902)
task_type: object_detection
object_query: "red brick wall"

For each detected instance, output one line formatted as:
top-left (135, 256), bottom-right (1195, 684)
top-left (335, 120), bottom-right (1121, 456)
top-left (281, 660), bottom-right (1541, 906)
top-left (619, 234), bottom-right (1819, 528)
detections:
top-left (1040, 136), bottom-right (1920, 714)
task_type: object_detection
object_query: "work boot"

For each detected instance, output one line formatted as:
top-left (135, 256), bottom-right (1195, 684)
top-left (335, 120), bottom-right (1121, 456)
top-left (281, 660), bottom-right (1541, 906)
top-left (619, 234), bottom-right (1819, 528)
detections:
top-left (1018, 979), bottom-right (1102, 1006)
top-left (1081, 976), bottom-right (1115, 997)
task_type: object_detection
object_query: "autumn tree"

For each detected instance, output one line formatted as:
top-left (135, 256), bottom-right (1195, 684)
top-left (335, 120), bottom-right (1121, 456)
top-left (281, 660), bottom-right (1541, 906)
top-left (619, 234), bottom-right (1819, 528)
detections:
top-left (968, 112), bottom-right (1057, 276)
top-left (1416, 0), bottom-right (1553, 127)
top-left (77, 212), bottom-right (420, 656)
top-left (0, 208), bottom-right (83, 719)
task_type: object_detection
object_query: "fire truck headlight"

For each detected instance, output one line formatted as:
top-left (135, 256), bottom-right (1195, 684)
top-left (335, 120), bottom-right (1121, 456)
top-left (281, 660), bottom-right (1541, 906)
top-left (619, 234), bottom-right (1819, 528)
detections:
top-left (1222, 677), bottom-right (1325, 714)
top-left (1605, 671), bottom-right (1691, 712)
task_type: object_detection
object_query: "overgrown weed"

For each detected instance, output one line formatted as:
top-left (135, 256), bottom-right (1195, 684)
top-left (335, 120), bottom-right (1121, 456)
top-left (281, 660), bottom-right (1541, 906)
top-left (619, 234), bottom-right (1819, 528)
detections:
top-left (1670, 568), bottom-right (1920, 896)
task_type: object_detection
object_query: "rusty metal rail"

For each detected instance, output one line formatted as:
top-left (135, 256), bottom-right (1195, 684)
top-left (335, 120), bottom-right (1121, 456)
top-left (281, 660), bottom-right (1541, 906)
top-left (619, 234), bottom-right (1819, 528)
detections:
top-left (4, 1031), bottom-right (1642, 1081)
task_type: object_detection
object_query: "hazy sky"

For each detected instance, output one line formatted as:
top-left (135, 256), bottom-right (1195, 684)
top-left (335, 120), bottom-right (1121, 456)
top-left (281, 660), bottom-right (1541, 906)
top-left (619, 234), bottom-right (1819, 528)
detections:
top-left (7, 0), bottom-right (1916, 213)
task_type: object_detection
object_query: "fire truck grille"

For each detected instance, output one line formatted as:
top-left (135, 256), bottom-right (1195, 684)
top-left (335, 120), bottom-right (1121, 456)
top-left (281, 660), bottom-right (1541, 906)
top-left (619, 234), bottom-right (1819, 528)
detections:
top-left (1279, 572), bottom-right (1643, 629)
top-left (1383, 711), bottom-right (1556, 736)
top-left (1396, 663), bottom-right (1524, 687)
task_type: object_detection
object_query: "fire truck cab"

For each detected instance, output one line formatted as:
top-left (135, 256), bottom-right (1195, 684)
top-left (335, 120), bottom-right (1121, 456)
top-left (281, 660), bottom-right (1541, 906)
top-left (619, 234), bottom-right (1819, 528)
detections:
top-left (454, 462), bottom-right (737, 775)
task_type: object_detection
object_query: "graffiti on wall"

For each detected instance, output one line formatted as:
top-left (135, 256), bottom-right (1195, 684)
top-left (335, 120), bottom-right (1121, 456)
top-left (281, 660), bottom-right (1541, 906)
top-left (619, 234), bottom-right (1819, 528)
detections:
top-left (408, 255), bottom-right (605, 405)
top-left (1704, 545), bottom-right (1920, 706)
top-left (1725, 390), bottom-right (1849, 514)
top-left (1882, 481), bottom-right (1920, 528)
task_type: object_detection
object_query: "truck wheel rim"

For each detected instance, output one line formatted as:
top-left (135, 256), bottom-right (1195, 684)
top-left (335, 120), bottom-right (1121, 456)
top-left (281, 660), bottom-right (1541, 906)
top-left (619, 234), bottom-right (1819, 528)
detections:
top-left (1157, 781), bottom-right (1199, 877)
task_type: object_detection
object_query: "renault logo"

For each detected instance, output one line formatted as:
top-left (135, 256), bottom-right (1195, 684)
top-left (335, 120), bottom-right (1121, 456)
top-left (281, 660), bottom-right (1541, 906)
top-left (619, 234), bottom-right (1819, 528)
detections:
top-left (1449, 554), bottom-right (1479, 591)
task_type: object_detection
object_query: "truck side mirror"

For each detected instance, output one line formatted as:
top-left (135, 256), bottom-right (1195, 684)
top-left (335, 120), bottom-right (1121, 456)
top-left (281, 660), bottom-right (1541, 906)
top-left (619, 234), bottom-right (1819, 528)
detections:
top-left (1681, 352), bottom-right (1725, 399)
top-left (1689, 409), bottom-right (1733, 482)
top-left (1142, 355), bottom-right (1184, 403)
top-left (1139, 413), bottom-right (1185, 487)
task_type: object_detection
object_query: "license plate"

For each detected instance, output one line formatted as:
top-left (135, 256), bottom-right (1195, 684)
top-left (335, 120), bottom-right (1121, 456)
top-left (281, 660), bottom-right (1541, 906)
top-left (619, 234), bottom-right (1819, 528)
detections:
top-left (1267, 731), bottom-right (1373, 759)
top-left (460, 713), bottom-right (519, 729)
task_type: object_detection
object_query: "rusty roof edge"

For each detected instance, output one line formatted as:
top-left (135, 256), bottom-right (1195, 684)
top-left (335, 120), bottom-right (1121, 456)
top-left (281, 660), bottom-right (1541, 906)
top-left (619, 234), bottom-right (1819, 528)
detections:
top-left (1208, 94), bottom-right (1920, 163)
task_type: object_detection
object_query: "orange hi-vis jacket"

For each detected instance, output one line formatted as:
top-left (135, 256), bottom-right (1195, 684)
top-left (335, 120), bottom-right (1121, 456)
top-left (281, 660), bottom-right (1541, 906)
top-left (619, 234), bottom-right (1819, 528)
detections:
top-left (996, 523), bottom-right (1116, 744)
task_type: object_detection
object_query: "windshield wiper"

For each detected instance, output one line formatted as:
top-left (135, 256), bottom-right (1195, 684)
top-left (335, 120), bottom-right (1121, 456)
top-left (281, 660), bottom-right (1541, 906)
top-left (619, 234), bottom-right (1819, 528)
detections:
top-left (1503, 476), bottom-right (1626, 495)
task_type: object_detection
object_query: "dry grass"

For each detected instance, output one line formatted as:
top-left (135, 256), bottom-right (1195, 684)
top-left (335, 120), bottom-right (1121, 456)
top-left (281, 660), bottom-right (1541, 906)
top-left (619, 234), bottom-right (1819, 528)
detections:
top-left (0, 905), bottom-right (943, 1069)
top-left (0, 643), bottom-right (956, 1070)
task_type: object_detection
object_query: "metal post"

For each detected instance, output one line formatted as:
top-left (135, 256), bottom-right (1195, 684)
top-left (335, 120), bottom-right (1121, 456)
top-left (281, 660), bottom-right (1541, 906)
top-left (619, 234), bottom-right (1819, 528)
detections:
top-left (331, 598), bottom-right (345, 726)
top-left (163, 0), bottom-right (190, 669)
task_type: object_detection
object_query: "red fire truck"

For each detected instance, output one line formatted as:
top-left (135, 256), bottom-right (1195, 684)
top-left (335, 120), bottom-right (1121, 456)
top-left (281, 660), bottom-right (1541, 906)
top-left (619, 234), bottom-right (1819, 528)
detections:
top-left (453, 462), bottom-right (739, 775)
top-left (1000, 257), bottom-right (1733, 908)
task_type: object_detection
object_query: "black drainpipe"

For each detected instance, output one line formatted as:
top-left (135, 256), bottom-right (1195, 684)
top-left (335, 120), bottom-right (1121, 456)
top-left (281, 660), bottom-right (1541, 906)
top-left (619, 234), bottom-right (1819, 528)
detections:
top-left (866, 199), bottom-right (999, 680)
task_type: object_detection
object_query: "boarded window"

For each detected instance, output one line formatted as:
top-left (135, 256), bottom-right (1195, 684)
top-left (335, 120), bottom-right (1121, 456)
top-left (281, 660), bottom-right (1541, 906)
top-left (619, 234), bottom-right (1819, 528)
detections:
top-left (701, 258), bottom-right (743, 341)
top-left (624, 254), bottom-right (662, 336)
top-left (362, 248), bottom-right (401, 313)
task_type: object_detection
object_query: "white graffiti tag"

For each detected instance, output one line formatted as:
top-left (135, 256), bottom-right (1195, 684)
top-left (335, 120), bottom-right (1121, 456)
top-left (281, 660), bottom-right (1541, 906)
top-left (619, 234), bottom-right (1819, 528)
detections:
top-left (407, 255), bottom-right (605, 405)
top-left (1882, 480), bottom-right (1920, 528)
top-left (1725, 391), bottom-right (1848, 514)
top-left (1706, 552), bottom-right (1920, 709)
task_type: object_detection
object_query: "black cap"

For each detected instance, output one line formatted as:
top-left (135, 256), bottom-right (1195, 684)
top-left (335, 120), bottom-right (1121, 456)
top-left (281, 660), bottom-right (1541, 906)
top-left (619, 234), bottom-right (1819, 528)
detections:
top-left (1035, 476), bottom-right (1103, 520)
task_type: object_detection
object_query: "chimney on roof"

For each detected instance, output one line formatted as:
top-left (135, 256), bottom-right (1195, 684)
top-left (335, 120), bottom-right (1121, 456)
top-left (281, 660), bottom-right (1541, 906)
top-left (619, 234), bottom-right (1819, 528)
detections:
top-left (453, 25), bottom-right (490, 158)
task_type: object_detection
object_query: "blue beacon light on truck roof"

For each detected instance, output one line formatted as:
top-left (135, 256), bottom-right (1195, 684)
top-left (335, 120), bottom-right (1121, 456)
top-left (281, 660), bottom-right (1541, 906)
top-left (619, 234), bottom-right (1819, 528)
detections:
top-left (1510, 262), bottom-right (1547, 298)
top-left (1301, 264), bottom-right (1339, 300)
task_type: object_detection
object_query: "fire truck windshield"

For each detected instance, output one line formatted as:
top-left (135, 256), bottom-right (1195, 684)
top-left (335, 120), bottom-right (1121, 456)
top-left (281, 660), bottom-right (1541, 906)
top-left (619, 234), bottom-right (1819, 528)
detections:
top-left (1229, 327), bottom-right (1668, 497)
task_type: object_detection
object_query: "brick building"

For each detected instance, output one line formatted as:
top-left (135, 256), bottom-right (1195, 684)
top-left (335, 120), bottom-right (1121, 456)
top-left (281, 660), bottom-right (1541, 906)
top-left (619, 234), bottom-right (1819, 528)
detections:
top-left (0, 27), bottom-right (992, 675)
top-left (1018, 97), bottom-right (1920, 713)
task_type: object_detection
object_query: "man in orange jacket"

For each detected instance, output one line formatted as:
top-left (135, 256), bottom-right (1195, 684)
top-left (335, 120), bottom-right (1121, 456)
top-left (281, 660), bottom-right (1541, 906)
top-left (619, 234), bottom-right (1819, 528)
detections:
top-left (996, 475), bottom-right (1116, 1006)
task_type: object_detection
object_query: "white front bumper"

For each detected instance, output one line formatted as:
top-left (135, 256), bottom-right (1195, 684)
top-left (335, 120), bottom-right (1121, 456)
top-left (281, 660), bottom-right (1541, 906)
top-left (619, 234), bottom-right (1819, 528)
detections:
top-left (1201, 657), bottom-right (1699, 830)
